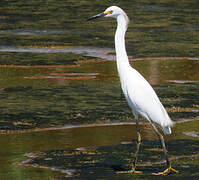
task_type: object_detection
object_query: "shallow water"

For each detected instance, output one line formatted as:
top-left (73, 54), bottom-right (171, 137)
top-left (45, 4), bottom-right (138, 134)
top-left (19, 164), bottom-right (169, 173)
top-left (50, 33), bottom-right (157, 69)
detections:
top-left (0, 58), bottom-right (198, 179)
top-left (0, 0), bottom-right (199, 179)
top-left (0, 45), bottom-right (115, 60)
top-left (1, 120), bottom-right (199, 179)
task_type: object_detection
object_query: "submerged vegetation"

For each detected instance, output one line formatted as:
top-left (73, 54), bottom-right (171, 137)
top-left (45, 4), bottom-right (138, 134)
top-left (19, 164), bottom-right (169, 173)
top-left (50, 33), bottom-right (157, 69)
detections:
top-left (0, 0), bottom-right (199, 179)
top-left (1, 0), bottom-right (199, 57)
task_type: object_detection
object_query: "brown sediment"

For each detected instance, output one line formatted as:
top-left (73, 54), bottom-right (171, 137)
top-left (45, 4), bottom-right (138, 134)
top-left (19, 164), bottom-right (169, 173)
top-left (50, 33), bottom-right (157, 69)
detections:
top-left (0, 16), bottom-right (9, 19)
top-left (24, 75), bottom-right (96, 80)
top-left (0, 64), bottom-right (77, 69)
top-left (27, 45), bottom-right (74, 49)
top-left (1, 119), bottom-right (199, 135)
top-left (24, 71), bottom-right (99, 80)
top-left (131, 57), bottom-right (199, 61)
top-left (145, 148), bottom-right (163, 152)
top-left (165, 107), bottom-right (199, 113)
top-left (106, 52), bottom-right (115, 56)
top-left (50, 73), bottom-right (99, 76)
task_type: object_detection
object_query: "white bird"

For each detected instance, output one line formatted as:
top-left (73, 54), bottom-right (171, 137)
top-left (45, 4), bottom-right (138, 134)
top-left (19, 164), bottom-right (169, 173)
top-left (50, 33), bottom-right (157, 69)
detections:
top-left (88, 6), bottom-right (178, 175)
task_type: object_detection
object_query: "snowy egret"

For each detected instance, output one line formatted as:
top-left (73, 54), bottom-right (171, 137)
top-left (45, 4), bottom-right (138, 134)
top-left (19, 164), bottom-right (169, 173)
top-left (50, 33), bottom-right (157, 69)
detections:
top-left (88, 6), bottom-right (179, 175)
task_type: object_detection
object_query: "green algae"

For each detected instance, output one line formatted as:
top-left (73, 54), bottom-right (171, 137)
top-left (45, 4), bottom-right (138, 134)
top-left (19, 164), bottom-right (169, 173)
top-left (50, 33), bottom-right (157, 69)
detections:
top-left (0, 0), bottom-right (199, 179)
top-left (0, 52), bottom-right (88, 65)
top-left (21, 138), bottom-right (199, 179)
top-left (1, 0), bottom-right (199, 57)
top-left (0, 59), bottom-right (198, 131)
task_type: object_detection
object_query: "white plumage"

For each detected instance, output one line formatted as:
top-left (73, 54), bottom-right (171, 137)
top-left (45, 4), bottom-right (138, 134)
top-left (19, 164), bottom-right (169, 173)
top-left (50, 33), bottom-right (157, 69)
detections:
top-left (88, 5), bottom-right (178, 175)
top-left (107, 6), bottom-right (173, 134)
top-left (122, 66), bottom-right (173, 134)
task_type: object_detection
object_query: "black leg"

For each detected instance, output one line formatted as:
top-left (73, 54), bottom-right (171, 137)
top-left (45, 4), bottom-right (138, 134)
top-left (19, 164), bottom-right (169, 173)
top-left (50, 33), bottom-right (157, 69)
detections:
top-left (149, 121), bottom-right (178, 175)
top-left (150, 122), bottom-right (170, 167)
top-left (132, 117), bottom-right (142, 171)
top-left (116, 117), bottom-right (142, 174)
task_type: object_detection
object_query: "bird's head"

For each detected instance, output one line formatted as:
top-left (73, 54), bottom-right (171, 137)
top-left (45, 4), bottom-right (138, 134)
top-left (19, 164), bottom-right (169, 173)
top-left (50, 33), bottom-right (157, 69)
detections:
top-left (87, 6), bottom-right (126, 21)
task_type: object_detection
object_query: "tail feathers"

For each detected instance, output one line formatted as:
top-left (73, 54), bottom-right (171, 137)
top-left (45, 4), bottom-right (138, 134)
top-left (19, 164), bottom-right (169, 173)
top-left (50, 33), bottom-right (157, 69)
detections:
top-left (162, 126), bottom-right (172, 135)
top-left (160, 117), bottom-right (174, 135)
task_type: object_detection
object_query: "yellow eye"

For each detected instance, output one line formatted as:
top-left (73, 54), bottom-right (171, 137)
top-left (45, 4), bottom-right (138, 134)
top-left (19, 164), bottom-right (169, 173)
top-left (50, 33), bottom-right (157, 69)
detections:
top-left (104, 10), bottom-right (113, 15)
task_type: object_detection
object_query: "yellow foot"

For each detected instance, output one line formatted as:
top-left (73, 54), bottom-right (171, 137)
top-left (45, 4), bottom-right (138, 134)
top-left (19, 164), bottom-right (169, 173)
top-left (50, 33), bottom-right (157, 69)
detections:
top-left (116, 170), bottom-right (143, 174)
top-left (152, 167), bottom-right (179, 176)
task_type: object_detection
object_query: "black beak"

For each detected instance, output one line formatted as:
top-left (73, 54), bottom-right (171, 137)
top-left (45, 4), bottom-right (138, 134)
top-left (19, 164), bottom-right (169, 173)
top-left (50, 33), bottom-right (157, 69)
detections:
top-left (87, 12), bottom-right (106, 21)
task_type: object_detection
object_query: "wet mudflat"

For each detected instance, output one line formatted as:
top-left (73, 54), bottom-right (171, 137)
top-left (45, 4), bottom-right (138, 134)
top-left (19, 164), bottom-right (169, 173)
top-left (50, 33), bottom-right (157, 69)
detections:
top-left (0, 0), bottom-right (199, 179)
top-left (1, 120), bottom-right (199, 179)
top-left (0, 58), bottom-right (198, 180)
top-left (0, 59), bottom-right (198, 131)
top-left (21, 138), bottom-right (199, 179)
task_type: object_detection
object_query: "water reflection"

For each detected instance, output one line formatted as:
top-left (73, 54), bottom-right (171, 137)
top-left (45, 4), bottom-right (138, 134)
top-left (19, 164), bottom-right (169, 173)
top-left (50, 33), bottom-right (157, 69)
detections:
top-left (0, 46), bottom-right (115, 60)
top-left (0, 59), bottom-right (198, 88)
top-left (1, 120), bottom-right (199, 179)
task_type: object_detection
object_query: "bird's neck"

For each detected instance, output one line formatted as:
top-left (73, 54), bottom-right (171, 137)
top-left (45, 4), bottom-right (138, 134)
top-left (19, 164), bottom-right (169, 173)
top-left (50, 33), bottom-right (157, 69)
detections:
top-left (115, 15), bottom-right (130, 74)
